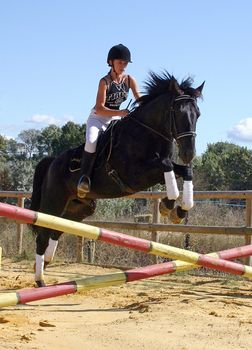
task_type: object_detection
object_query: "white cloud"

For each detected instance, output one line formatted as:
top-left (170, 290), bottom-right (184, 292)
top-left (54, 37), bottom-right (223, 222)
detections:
top-left (227, 118), bottom-right (252, 143)
top-left (26, 114), bottom-right (75, 126)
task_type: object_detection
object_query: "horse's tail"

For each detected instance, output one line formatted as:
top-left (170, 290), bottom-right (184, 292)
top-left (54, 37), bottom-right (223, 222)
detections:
top-left (30, 157), bottom-right (55, 212)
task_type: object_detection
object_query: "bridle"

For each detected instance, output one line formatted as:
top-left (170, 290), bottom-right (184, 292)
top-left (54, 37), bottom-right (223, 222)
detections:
top-left (130, 95), bottom-right (197, 143)
top-left (172, 95), bottom-right (197, 140)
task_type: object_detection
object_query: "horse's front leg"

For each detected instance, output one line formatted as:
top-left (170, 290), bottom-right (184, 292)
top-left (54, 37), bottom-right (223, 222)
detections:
top-left (169, 163), bottom-right (194, 224)
top-left (159, 159), bottom-right (179, 217)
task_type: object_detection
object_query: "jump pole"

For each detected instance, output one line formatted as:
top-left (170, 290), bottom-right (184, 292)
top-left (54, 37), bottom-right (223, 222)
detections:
top-left (1, 243), bottom-right (252, 308)
top-left (0, 202), bottom-right (252, 278)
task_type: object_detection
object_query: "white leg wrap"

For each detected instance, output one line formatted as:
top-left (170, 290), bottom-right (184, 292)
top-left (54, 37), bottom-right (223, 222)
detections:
top-left (35, 254), bottom-right (44, 281)
top-left (44, 238), bottom-right (58, 262)
top-left (164, 171), bottom-right (179, 200)
top-left (182, 180), bottom-right (194, 210)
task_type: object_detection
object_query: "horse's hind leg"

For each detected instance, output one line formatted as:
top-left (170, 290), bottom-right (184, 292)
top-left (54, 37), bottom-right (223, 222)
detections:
top-left (34, 189), bottom-right (69, 286)
top-left (35, 228), bottom-right (62, 286)
top-left (44, 232), bottom-right (61, 267)
top-left (35, 197), bottom-right (96, 287)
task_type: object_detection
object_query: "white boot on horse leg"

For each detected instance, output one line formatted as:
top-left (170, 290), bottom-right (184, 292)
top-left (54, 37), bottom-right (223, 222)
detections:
top-left (35, 254), bottom-right (46, 287)
top-left (159, 170), bottom-right (179, 216)
top-left (181, 180), bottom-right (194, 211)
top-left (170, 180), bottom-right (194, 224)
top-left (34, 239), bottom-right (58, 287)
top-left (44, 238), bottom-right (58, 268)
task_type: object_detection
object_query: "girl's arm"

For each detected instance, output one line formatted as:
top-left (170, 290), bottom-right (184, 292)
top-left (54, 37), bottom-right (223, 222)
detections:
top-left (95, 79), bottom-right (128, 117)
top-left (129, 76), bottom-right (141, 100)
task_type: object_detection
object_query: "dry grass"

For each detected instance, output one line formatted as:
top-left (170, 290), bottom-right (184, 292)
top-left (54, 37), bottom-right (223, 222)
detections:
top-left (0, 200), bottom-right (248, 271)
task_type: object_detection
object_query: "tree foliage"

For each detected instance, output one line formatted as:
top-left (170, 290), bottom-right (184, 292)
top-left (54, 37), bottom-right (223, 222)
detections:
top-left (1, 124), bottom-right (252, 193)
top-left (193, 142), bottom-right (252, 190)
top-left (18, 129), bottom-right (41, 159)
top-left (37, 125), bottom-right (62, 157)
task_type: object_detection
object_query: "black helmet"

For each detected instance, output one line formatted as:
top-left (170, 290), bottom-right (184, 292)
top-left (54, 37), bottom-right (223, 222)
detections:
top-left (107, 44), bottom-right (132, 64)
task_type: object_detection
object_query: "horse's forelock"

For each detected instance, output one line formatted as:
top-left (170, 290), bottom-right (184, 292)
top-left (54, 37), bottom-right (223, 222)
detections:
top-left (179, 77), bottom-right (200, 97)
top-left (132, 71), bottom-right (200, 110)
top-left (136, 71), bottom-right (177, 107)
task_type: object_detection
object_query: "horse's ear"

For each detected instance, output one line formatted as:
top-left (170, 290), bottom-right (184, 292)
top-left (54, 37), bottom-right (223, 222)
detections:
top-left (195, 81), bottom-right (205, 97)
top-left (170, 77), bottom-right (184, 95)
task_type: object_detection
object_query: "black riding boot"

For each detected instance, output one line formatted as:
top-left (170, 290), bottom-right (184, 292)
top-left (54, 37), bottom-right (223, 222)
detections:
top-left (77, 151), bottom-right (96, 198)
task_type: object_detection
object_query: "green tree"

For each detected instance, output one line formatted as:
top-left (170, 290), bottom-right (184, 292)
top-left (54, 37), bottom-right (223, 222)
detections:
top-left (18, 129), bottom-right (41, 158)
top-left (197, 142), bottom-right (252, 190)
top-left (0, 162), bottom-right (12, 191)
top-left (37, 125), bottom-right (62, 157)
top-left (192, 155), bottom-right (208, 190)
top-left (6, 138), bottom-right (21, 160)
top-left (57, 122), bottom-right (85, 153)
top-left (9, 160), bottom-right (35, 191)
top-left (0, 135), bottom-right (7, 162)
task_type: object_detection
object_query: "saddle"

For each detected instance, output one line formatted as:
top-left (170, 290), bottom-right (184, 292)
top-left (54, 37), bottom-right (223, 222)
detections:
top-left (69, 119), bottom-right (121, 173)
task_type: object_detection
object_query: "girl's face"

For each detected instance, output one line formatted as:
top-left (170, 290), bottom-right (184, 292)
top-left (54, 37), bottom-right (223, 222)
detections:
top-left (110, 59), bottom-right (129, 74)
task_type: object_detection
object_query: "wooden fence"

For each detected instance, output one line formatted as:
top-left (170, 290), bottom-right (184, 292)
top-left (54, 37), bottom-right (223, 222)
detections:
top-left (1, 190), bottom-right (252, 265)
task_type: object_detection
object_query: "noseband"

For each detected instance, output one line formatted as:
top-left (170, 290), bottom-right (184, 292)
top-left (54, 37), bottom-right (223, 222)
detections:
top-left (130, 95), bottom-right (197, 143)
top-left (172, 95), bottom-right (197, 141)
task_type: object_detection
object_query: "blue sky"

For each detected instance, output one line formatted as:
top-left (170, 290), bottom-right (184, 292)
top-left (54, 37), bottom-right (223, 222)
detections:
top-left (1, 0), bottom-right (252, 155)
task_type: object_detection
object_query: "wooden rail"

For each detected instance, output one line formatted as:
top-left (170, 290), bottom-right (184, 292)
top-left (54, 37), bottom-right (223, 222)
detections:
top-left (1, 190), bottom-right (252, 265)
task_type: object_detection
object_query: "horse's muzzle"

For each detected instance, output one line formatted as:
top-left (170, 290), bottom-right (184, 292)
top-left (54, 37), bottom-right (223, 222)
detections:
top-left (178, 148), bottom-right (195, 164)
top-left (178, 142), bottom-right (196, 164)
top-left (178, 137), bottom-right (196, 164)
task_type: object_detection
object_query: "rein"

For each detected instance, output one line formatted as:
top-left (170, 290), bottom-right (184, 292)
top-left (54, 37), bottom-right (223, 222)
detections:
top-left (130, 95), bottom-right (196, 143)
top-left (130, 116), bottom-right (173, 143)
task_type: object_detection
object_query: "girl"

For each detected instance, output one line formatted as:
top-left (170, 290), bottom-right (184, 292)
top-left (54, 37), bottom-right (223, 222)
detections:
top-left (78, 44), bottom-right (140, 198)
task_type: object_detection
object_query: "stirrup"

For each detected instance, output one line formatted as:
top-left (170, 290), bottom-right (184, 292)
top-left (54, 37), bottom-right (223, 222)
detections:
top-left (77, 175), bottom-right (91, 198)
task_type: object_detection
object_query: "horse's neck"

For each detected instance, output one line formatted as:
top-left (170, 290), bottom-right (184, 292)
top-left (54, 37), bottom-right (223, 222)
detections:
top-left (134, 96), bottom-right (170, 128)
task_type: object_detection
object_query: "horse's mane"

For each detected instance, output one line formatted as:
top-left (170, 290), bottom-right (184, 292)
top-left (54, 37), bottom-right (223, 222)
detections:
top-left (134, 71), bottom-right (195, 108)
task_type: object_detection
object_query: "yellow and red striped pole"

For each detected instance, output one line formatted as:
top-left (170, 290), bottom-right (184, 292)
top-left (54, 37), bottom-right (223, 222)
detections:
top-left (0, 202), bottom-right (252, 278)
top-left (1, 243), bottom-right (252, 308)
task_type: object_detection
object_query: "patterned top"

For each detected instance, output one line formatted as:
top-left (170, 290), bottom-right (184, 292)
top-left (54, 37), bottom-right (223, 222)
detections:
top-left (103, 75), bottom-right (130, 110)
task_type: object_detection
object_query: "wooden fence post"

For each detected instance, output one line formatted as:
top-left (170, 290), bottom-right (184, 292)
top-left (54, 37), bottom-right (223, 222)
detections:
top-left (76, 236), bottom-right (84, 263)
top-left (87, 240), bottom-right (96, 264)
top-left (245, 198), bottom-right (252, 266)
top-left (17, 196), bottom-right (25, 255)
top-left (151, 198), bottom-right (160, 264)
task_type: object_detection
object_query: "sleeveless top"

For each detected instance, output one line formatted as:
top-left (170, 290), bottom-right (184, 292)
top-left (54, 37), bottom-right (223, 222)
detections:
top-left (103, 74), bottom-right (130, 110)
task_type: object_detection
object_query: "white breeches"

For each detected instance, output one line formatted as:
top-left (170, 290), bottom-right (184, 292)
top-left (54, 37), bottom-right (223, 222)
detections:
top-left (84, 109), bottom-right (121, 153)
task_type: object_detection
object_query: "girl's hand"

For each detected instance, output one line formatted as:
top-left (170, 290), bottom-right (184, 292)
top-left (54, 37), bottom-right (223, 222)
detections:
top-left (120, 109), bottom-right (129, 117)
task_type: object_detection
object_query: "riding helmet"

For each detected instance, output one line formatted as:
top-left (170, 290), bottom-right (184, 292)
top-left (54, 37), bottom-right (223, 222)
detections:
top-left (107, 44), bottom-right (132, 64)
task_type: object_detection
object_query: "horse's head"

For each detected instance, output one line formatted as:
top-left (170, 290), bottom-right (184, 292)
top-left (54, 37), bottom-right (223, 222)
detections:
top-left (170, 80), bottom-right (204, 164)
top-left (132, 72), bottom-right (204, 164)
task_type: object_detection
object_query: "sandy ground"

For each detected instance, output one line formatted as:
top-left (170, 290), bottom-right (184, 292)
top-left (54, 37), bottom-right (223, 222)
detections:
top-left (0, 259), bottom-right (252, 350)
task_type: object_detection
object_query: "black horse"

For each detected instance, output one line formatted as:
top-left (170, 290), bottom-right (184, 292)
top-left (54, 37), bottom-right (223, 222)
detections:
top-left (30, 71), bottom-right (204, 286)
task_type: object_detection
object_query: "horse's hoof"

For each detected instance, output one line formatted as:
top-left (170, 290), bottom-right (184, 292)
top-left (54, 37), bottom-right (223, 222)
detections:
top-left (35, 280), bottom-right (46, 288)
top-left (170, 206), bottom-right (187, 224)
top-left (159, 198), bottom-right (175, 217)
top-left (159, 201), bottom-right (171, 216)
